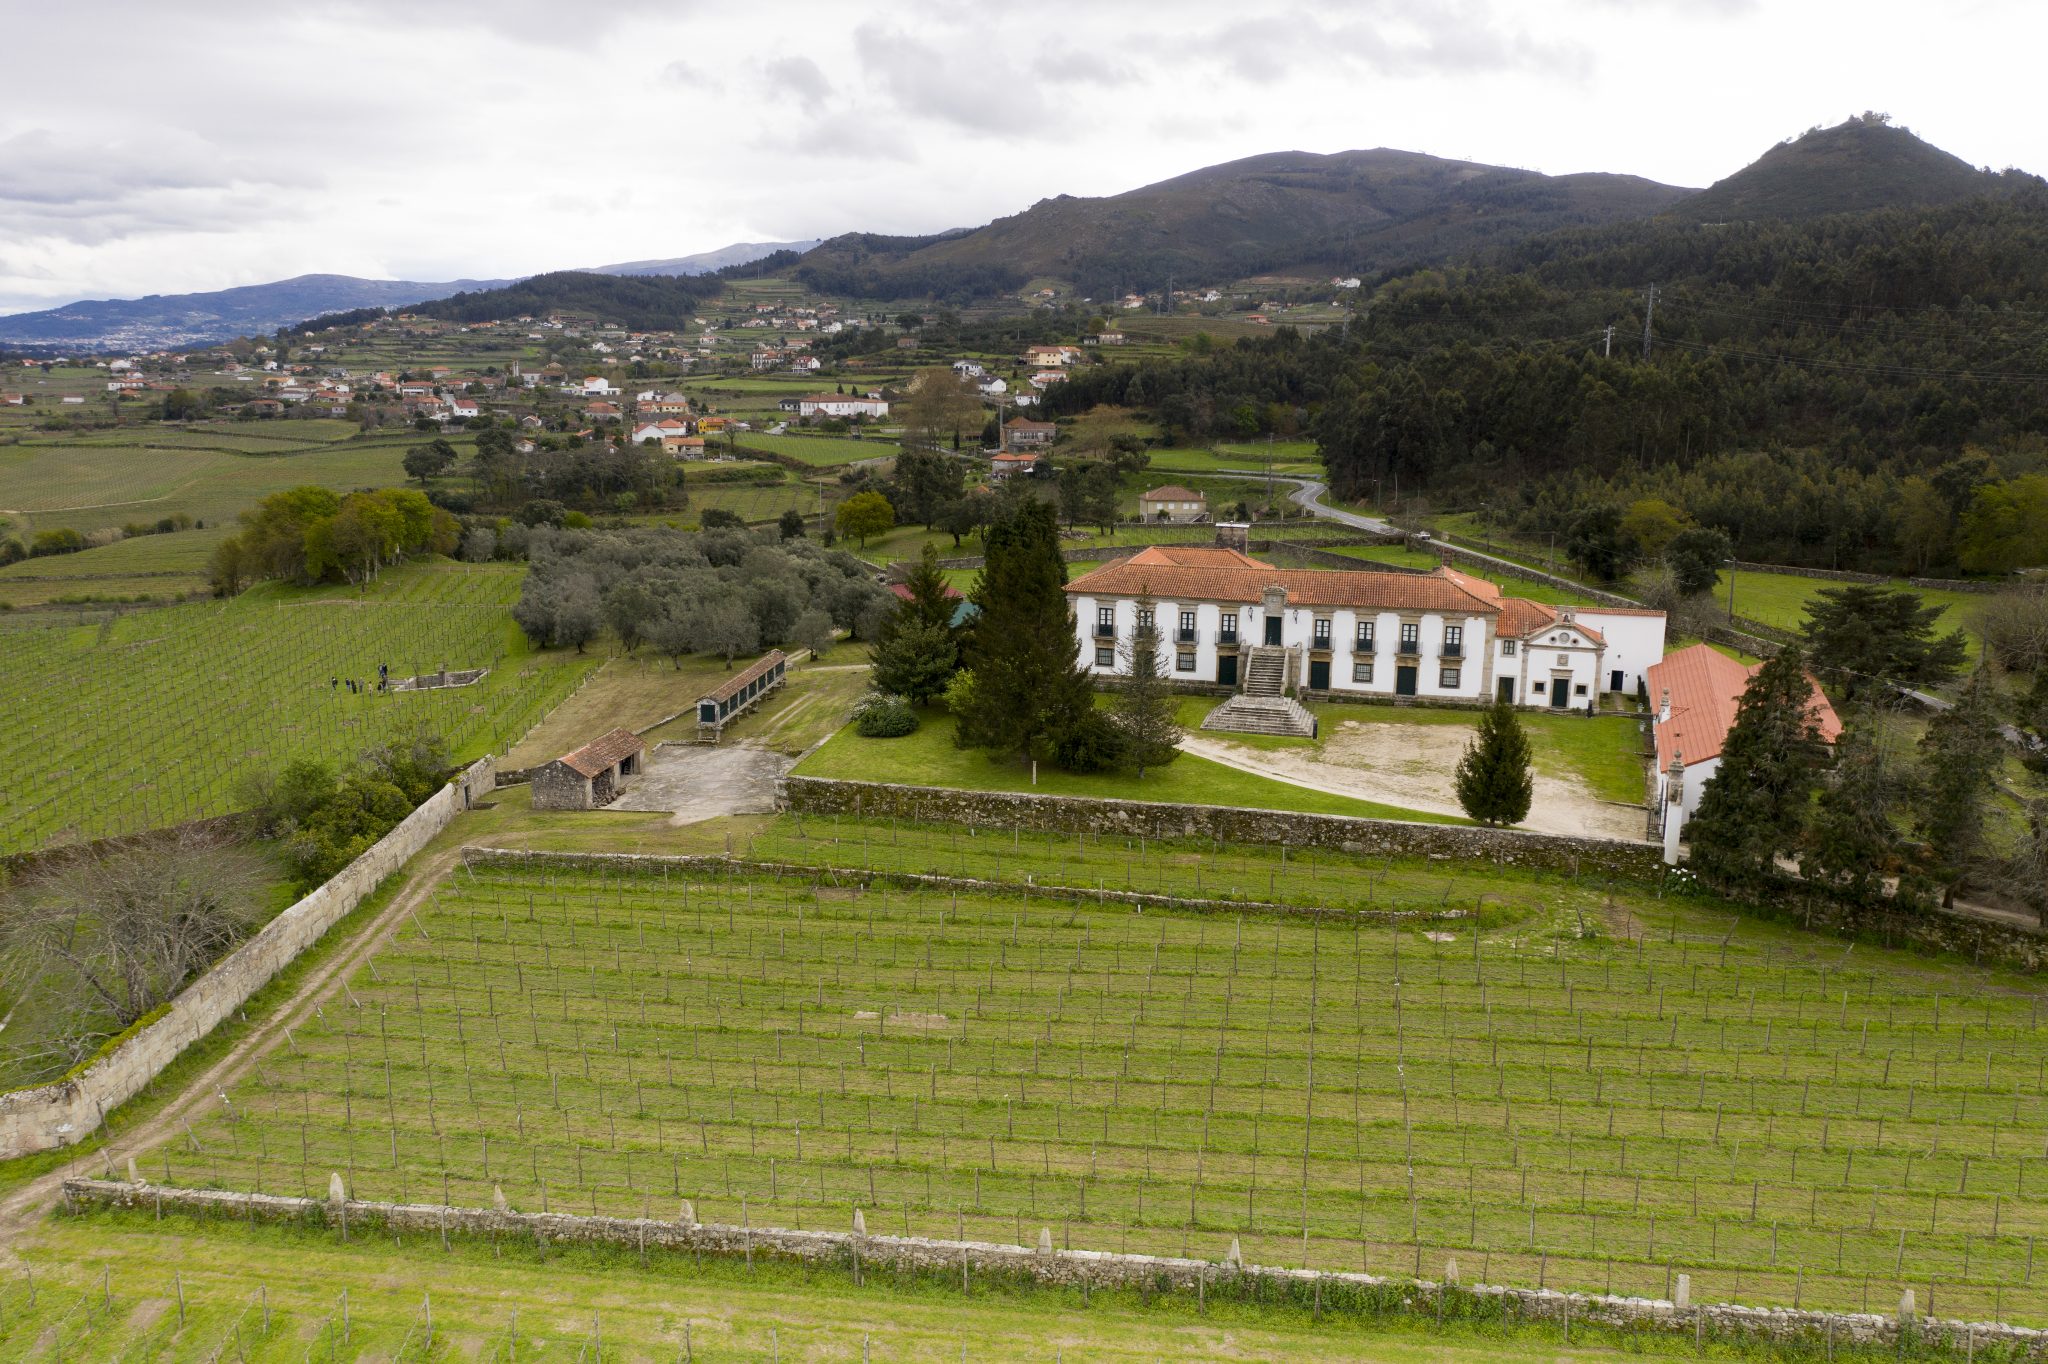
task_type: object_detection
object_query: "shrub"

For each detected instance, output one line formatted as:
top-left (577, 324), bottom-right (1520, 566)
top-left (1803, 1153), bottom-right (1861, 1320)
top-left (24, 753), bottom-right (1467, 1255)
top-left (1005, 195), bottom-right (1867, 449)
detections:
top-left (29, 528), bottom-right (87, 557)
top-left (853, 692), bottom-right (920, 738)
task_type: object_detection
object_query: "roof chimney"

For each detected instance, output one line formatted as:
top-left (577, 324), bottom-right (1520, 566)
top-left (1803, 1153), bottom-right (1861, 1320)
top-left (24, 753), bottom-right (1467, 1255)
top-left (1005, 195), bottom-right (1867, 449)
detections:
top-left (1658, 689), bottom-right (1671, 723)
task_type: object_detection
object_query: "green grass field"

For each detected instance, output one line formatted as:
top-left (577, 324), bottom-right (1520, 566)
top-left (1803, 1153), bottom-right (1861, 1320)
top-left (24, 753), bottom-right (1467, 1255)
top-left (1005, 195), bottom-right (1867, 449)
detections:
top-left (794, 712), bottom-right (1462, 823)
top-left (1303, 701), bottom-right (1648, 805)
top-left (121, 845), bottom-right (2048, 1329)
top-left (1714, 569), bottom-right (1989, 656)
top-left (0, 561), bottom-right (592, 853)
top-left (735, 434), bottom-right (894, 467)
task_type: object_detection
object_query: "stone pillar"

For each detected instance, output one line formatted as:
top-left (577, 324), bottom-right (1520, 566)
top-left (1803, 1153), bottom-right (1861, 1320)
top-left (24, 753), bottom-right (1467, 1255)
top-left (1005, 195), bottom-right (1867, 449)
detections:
top-left (1662, 755), bottom-right (1687, 866)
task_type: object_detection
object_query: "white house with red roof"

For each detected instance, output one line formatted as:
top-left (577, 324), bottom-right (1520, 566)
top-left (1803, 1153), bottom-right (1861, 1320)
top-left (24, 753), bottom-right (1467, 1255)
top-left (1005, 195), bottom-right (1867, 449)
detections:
top-left (797, 394), bottom-right (889, 419)
top-left (1439, 568), bottom-right (1666, 707)
top-left (1646, 642), bottom-right (1842, 860)
top-left (1068, 545), bottom-right (1666, 718)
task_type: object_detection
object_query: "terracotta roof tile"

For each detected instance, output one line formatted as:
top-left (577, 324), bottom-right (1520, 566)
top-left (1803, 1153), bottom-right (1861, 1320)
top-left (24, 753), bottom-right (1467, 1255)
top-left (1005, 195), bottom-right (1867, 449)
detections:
top-left (557, 727), bottom-right (644, 778)
top-left (1066, 554), bottom-right (1501, 614)
top-left (1140, 485), bottom-right (1206, 501)
top-left (699, 650), bottom-right (787, 705)
top-left (1648, 642), bottom-right (1841, 770)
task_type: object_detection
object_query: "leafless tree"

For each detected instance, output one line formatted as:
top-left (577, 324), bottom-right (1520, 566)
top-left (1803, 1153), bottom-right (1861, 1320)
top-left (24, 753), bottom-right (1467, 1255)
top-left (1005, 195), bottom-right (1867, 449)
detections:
top-left (0, 831), bottom-right (268, 1048)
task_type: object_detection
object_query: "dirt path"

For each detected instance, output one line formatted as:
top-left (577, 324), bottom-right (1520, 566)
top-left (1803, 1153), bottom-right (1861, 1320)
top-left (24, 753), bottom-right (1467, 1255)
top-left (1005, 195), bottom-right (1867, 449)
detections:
top-left (0, 844), bottom-right (465, 1256)
top-left (1183, 720), bottom-right (1648, 841)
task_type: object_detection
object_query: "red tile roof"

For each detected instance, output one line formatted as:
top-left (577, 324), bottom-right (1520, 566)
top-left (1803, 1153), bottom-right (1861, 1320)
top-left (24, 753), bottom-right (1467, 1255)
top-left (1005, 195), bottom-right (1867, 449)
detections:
top-left (699, 650), bottom-right (788, 705)
top-left (1066, 549), bottom-right (1501, 614)
top-left (889, 582), bottom-right (964, 602)
top-left (557, 727), bottom-right (644, 778)
top-left (1648, 642), bottom-right (1841, 770)
top-left (1140, 485), bottom-right (1206, 502)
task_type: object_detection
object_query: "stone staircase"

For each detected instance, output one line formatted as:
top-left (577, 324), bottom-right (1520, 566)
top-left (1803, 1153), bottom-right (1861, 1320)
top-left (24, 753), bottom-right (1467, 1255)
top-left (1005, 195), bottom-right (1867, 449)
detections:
top-left (1201, 694), bottom-right (1318, 739)
top-left (1242, 645), bottom-right (1288, 697)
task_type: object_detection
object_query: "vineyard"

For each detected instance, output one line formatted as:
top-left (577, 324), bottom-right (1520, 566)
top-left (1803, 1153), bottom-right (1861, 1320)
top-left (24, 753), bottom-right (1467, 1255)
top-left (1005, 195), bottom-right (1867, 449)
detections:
top-left (135, 839), bottom-right (2048, 1328)
top-left (0, 562), bottom-right (591, 853)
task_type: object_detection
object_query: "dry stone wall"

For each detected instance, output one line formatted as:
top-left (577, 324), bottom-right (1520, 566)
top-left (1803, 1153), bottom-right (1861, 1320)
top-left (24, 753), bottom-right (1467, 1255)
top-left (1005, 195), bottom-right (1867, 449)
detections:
top-left (63, 1179), bottom-right (2042, 1357)
top-left (780, 776), bottom-right (1667, 881)
top-left (0, 757), bottom-right (495, 1161)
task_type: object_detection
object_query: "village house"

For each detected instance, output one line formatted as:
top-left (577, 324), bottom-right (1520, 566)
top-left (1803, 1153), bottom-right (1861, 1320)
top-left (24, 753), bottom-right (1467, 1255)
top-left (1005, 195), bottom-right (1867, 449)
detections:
top-left (1002, 417), bottom-right (1056, 453)
top-left (636, 392), bottom-right (692, 415)
top-left (1028, 370), bottom-right (1069, 390)
top-left (445, 395), bottom-right (481, 420)
top-left (530, 728), bottom-right (644, 810)
top-left (1091, 331), bottom-right (1126, 345)
top-left (1139, 485), bottom-right (1207, 523)
top-left (989, 452), bottom-right (1045, 480)
top-left (585, 400), bottom-right (622, 422)
top-left (582, 376), bottom-right (619, 396)
top-left (788, 355), bottom-right (822, 372)
top-left (632, 417), bottom-right (694, 446)
top-left (1068, 544), bottom-right (1666, 716)
top-left (976, 376), bottom-right (1007, 396)
top-left (796, 394), bottom-right (890, 419)
top-left (1646, 642), bottom-right (1841, 860)
top-left (1024, 344), bottom-right (1080, 367)
top-left (0, 393), bottom-right (24, 406)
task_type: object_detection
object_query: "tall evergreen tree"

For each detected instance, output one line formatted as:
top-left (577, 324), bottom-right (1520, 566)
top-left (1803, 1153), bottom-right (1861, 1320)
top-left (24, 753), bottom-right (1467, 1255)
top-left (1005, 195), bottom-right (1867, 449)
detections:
top-left (1917, 668), bottom-right (2005, 905)
top-left (1801, 584), bottom-right (1969, 700)
top-left (1453, 701), bottom-right (1533, 826)
top-left (1110, 590), bottom-right (1183, 779)
top-left (955, 501), bottom-right (1093, 762)
top-left (1686, 646), bottom-right (1832, 890)
top-left (1801, 719), bottom-right (1916, 906)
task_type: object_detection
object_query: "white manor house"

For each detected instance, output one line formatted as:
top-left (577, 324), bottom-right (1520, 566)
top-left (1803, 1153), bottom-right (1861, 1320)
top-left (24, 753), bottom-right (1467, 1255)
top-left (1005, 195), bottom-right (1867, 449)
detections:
top-left (1065, 542), bottom-right (1665, 737)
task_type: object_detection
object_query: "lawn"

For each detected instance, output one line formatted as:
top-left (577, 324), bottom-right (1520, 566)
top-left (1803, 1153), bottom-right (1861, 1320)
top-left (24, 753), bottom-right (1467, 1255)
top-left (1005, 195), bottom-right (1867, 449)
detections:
top-left (1303, 700), bottom-right (1648, 805)
top-left (1713, 569), bottom-right (1990, 656)
top-left (0, 560), bottom-right (594, 854)
top-left (118, 849), bottom-right (2048, 1328)
top-left (793, 711), bottom-right (1463, 823)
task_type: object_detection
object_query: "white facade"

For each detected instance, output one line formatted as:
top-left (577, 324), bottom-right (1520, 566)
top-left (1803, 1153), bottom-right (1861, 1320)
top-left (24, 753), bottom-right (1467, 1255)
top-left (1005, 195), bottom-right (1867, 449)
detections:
top-left (1072, 591), bottom-right (1494, 703)
top-left (797, 395), bottom-right (890, 418)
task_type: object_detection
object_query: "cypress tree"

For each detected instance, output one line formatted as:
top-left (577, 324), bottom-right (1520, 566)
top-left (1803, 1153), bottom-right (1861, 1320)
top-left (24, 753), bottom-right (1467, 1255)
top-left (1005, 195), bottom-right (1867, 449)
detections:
top-left (955, 501), bottom-right (1092, 761)
top-left (1111, 589), bottom-right (1183, 779)
top-left (1453, 701), bottom-right (1533, 826)
top-left (1686, 645), bottom-right (1831, 891)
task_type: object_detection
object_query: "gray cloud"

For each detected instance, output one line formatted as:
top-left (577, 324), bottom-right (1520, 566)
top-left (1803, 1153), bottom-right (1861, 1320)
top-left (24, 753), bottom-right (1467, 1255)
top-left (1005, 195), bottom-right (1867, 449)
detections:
top-left (0, 129), bottom-right (313, 246)
top-left (763, 56), bottom-right (834, 115)
top-left (852, 21), bottom-right (1058, 135)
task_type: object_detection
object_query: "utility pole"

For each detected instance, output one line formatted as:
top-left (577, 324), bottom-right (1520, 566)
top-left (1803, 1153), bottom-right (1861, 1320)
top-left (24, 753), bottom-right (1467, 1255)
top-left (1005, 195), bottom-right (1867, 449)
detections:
top-left (1603, 325), bottom-right (1614, 359)
top-left (1641, 285), bottom-right (1657, 360)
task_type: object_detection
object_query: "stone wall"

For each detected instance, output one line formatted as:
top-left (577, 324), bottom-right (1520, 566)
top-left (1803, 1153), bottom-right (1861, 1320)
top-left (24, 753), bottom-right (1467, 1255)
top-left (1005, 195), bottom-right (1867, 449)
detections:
top-left (1731, 559), bottom-right (1886, 585)
top-left (780, 776), bottom-right (1667, 881)
top-left (63, 1180), bottom-right (2040, 1356)
top-left (1418, 538), bottom-right (1645, 609)
top-left (457, 847), bottom-right (1464, 924)
top-left (0, 756), bottom-right (495, 1161)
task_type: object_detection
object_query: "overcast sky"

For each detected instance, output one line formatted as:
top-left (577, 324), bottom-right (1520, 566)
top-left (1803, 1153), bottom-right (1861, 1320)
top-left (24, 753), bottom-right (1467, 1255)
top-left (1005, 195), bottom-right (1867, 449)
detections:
top-left (1, 0), bottom-right (2041, 315)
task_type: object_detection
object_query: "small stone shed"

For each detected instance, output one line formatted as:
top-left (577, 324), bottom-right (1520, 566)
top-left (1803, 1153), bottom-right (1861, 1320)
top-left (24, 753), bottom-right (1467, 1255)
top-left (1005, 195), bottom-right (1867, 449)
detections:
top-left (696, 650), bottom-right (788, 740)
top-left (531, 728), bottom-right (644, 810)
